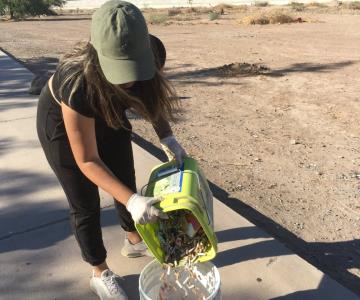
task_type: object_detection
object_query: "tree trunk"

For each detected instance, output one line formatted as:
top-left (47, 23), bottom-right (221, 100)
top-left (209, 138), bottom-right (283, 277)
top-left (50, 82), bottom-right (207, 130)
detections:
top-left (8, 2), bottom-right (14, 19)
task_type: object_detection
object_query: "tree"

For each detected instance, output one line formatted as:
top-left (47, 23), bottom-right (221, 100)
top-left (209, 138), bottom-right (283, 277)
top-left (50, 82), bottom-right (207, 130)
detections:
top-left (0, 0), bottom-right (66, 20)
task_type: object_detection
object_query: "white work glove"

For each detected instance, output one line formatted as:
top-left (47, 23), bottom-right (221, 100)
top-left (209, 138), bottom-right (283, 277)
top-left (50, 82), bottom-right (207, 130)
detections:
top-left (160, 135), bottom-right (187, 166)
top-left (126, 193), bottom-right (167, 225)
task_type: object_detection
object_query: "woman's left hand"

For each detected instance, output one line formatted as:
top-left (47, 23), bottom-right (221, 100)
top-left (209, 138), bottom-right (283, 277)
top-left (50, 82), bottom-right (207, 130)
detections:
top-left (160, 135), bottom-right (187, 166)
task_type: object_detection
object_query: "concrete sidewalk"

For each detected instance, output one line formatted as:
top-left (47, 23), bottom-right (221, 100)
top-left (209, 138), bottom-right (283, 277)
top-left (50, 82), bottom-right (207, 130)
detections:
top-left (0, 49), bottom-right (358, 300)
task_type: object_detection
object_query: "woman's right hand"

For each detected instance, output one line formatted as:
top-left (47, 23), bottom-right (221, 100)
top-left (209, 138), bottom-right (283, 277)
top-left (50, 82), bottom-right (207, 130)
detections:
top-left (126, 194), bottom-right (168, 225)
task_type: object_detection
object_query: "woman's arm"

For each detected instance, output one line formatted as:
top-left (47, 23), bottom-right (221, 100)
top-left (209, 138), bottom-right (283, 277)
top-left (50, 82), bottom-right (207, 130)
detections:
top-left (62, 102), bottom-right (165, 224)
top-left (61, 102), bottom-right (133, 204)
top-left (152, 116), bottom-right (173, 140)
top-left (152, 116), bottom-right (187, 166)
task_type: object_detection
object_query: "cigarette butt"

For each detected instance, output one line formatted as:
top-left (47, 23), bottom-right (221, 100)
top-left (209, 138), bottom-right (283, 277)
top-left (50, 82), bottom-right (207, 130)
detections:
top-left (175, 271), bottom-right (180, 280)
top-left (160, 272), bottom-right (165, 281)
top-left (176, 280), bottom-right (183, 289)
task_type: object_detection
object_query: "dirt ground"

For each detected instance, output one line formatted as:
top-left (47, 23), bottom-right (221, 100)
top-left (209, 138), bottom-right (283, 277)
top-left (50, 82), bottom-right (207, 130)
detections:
top-left (1, 5), bottom-right (359, 295)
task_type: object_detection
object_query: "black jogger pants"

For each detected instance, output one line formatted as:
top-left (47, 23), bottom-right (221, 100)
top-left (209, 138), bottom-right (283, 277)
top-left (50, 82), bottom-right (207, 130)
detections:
top-left (36, 84), bottom-right (136, 266)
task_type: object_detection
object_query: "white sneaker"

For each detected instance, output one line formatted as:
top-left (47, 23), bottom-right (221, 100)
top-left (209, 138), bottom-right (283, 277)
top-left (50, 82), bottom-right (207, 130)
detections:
top-left (90, 269), bottom-right (128, 300)
top-left (120, 238), bottom-right (153, 258)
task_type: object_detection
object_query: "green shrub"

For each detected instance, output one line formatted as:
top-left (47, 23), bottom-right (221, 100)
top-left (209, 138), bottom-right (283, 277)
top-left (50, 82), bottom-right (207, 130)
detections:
top-left (0, 1), bottom-right (7, 15)
top-left (208, 11), bottom-right (220, 20)
top-left (0, 0), bottom-right (65, 19)
top-left (254, 1), bottom-right (269, 7)
top-left (214, 3), bottom-right (233, 9)
top-left (290, 2), bottom-right (305, 11)
top-left (346, 1), bottom-right (360, 9)
top-left (306, 2), bottom-right (327, 8)
top-left (241, 9), bottom-right (294, 25)
top-left (167, 7), bottom-right (182, 16)
top-left (214, 3), bottom-right (233, 13)
top-left (148, 13), bottom-right (168, 24)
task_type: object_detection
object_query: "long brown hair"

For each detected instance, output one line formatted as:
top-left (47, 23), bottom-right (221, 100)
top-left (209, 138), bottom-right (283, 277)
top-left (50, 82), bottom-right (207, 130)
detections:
top-left (58, 41), bottom-right (179, 129)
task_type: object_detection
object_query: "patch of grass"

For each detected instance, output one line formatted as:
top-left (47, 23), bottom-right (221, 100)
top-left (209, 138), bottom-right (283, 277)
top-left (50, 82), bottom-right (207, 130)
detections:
top-left (254, 1), bottom-right (269, 7)
top-left (233, 4), bottom-right (249, 12)
top-left (242, 13), bottom-right (269, 24)
top-left (196, 7), bottom-right (213, 14)
top-left (184, 7), bottom-right (198, 14)
top-left (306, 2), bottom-right (328, 8)
top-left (171, 14), bottom-right (199, 22)
top-left (167, 7), bottom-right (182, 16)
top-left (290, 2), bottom-right (305, 11)
top-left (208, 11), bottom-right (220, 20)
top-left (213, 3), bottom-right (233, 13)
top-left (214, 3), bottom-right (234, 10)
top-left (345, 1), bottom-right (360, 9)
top-left (148, 13), bottom-right (168, 24)
top-left (241, 9), bottom-right (294, 25)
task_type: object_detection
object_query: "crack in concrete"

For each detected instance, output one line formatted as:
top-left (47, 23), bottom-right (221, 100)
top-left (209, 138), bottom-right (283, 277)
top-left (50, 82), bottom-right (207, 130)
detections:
top-left (0, 204), bottom-right (115, 241)
top-left (0, 217), bottom-right (69, 241)
top-left (0, 116), bottom-right (35, 123)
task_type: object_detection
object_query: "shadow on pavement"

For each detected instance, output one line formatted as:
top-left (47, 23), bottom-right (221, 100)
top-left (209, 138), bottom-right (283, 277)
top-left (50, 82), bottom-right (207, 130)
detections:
top-left (0, 229), bottom-right (96, 299)
top-left (270, 275), bottom-right (348, 300)
top-left (24, 57), bottom-right (58, 75)
top-left (0, 99), bottom-right (37, 111)
top-left (214, 239), bottom-right (291, 268)
top-left (0, 138), bottom-right (16, 156)
top-left (0, 166), bottom-right (120, 251)
top-left (0, 169), bottom-right (59, 197)
top-left (0, 201), bottom-right (121, 253)
top-left (122, 274), bottom-right (141, 300)
top-left (0, 54), bottom-right (32, 72)
top-left (0, 138), bottom-right (39, 157)
top-left (131, 132), bottom-right (360, 297)
top-left (0, 49), bottom-right (37, 101)
top-left (216, 226), bottom-right (268, 243)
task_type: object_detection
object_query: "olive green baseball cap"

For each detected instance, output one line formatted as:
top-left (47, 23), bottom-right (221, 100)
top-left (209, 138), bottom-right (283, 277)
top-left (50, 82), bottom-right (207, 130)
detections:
top-left (90, 0), bottom-right (155, 84)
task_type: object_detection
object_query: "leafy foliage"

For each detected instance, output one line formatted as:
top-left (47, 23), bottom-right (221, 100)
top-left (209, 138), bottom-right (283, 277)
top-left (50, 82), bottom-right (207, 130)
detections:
top-left (346, 1), bottom-right (360, 9)
top-left (254, 1), bottom-right (269, 7)
top-left (208, 11), bottom-right (220, 21)
top-left (290, 2), bottom-right (305, 11)
top-left (0, 0), bottom-right (65, 19)
top-left (148, 13), bottom-right (168, 25)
